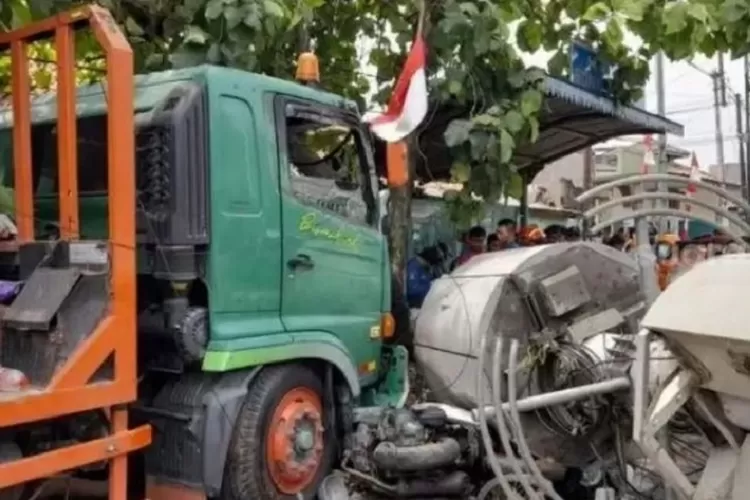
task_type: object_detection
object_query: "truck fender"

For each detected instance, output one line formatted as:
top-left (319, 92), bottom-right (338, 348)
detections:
top-left (203, 332), bottom-right (362, 397)
top-left (199, 335), bottom-right (361, 496)
top-left (200, 367), bottom-right (261, 497)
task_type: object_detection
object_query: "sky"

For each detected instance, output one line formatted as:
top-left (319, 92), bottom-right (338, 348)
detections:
top-left (642, 56), bottom-right (747, 169)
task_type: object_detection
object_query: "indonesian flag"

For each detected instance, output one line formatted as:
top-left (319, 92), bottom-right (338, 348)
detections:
top-left (363, 37), bottom-right (428, 143)
top-left (687, 152), bottom-right (700, 195)
top-left (641, 134), bottom-right (654, 174)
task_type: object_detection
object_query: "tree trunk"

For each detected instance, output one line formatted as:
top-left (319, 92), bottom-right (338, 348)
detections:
top-left (387, 139), bottom-right (415, 347)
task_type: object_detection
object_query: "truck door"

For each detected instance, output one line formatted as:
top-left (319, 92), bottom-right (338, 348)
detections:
top-left (275, 97), bottom-right (384, 372)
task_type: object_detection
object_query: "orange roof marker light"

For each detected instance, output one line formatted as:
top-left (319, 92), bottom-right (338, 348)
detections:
top-left (296, 52), bottom-right (320, 84)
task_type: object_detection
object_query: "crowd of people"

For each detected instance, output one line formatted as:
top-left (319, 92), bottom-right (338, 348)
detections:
top-left (405, 219), bottom-right (582, 308)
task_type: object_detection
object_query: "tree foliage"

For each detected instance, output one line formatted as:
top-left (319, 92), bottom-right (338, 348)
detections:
top-left (3, 0), bottom-right (750, 222)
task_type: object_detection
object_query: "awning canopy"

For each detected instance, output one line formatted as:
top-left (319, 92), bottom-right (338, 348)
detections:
top-left (375, 75), bottom-right (684, 182)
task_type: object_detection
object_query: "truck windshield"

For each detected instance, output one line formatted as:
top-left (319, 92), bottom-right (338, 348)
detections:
top-left (286, 115), bottom-right (376, 226)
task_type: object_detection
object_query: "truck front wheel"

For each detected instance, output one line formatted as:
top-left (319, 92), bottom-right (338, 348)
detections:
top-left (221, 364), bottom-right (335, 500)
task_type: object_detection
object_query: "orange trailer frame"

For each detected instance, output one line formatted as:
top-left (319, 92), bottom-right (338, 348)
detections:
top-left (0, 5), bottom-right (150, 498)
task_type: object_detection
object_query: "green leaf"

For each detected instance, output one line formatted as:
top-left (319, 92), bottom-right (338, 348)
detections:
top-left (547, 49), bottom-right (568, 76)
top-left (448, 79), bottom-right (463, 95)
top-left (520, 89), bottom-right (543, 116)
top-left (170, 48), bottom-right (206, 68)
top-left (263, 0), bottom-right (286, 18)
top-left (473, 114), bottom-right (501, 127)
top-left (500, 129), bottom-right (515, 163)
top-left (207, 43), bottom-right (222, 63)
top-left (527, 116), bottom-right (540, 143)
top-left (721, 0), bottom-right (748, 23)
top-left (502, 110), bottom-right (525, 133)
top-left (244, 8), bottom-right (261, 29)
top-left (582, 2), bottom-right (611, 22)
top-left (687, 3), bottom-right (710, 23)
top-left (460, 2), bottom-right (480, 17)
top-left (517, 20), bottom-right (543, 52)
top-left (663, 3), bottom-right (689, 35)
top-left (183, 25), bottom-right (209, 45)
top-left (451, 162), bottom-right (472, 183)
top-left (613, 0), bottom-right (646, 22)
top-left (205, 0), bottom-right (224, 20)
top-left (125, 17), bottom-right (144, 37)
top-left (145, 53), bottom-right (166, 70)
top-left (444, 119), bottom-right (472, 147)
top-left (604, 19), bottom-right (624, 47)
top-left (224, 5), bottom-right (242, 29)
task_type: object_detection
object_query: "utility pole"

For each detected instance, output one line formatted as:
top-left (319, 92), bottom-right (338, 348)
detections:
top-left (712, 57), bottom-right (727, 228)
top-left (712, 69), bottom-right (727, 188)
top-left (745, 55), bottom-right (750, 202)
top-left (582, 147), bottom-right (593, 237)
top-left (655, 52), bottom-right (668, 234)
top-left (736, 93), bottom-right (747, 200)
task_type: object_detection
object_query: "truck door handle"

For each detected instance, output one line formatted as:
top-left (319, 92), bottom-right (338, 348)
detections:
top-left (287, 254), bottom-right (314, 271)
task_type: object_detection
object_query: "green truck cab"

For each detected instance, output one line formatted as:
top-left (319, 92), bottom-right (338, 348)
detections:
top-left (0, 65), bottom-right (407, 499)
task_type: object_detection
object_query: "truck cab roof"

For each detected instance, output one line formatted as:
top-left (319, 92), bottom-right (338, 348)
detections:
top-left (0, 64), bottom-right (358, 129)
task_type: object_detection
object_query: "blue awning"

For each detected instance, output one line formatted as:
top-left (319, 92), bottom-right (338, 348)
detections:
top-left (513, 76), bottom-right (684, 173)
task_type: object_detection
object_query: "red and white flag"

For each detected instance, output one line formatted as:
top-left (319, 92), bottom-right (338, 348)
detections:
top-left (641, 134), bottom-right (654, 174)
top-left (363, 37), bottom-right (428, 143)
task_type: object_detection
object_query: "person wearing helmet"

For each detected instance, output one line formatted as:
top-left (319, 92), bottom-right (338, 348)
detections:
top-left (519, 225), bottom-right (545, 246)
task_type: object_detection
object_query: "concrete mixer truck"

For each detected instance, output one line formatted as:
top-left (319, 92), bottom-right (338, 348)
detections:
top-left (5, 6), bottom-right (750, 500)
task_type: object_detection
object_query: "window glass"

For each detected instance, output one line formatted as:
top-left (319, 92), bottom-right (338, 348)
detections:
top-left (0, 116), bottom-right (108, 195)
top-left (285, 113), bottom-right (375, 226)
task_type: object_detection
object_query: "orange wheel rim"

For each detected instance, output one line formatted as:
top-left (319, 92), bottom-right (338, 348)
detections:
top-left (266, 387), bottom-right (325, 494)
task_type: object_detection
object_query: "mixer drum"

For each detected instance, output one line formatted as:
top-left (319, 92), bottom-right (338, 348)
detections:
top-left (414, 242), bottom-right (645, 465)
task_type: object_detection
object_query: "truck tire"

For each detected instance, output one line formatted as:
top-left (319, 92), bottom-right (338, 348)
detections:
top-left (221, 364), bottom-right (335, 500)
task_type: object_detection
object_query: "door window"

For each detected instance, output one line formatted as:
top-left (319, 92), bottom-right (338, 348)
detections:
top-left (282, 107), bottom-right (376, 227)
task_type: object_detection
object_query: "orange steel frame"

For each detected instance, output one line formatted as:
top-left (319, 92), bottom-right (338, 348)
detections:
top-left (0, 5), bottom-right (150, 497)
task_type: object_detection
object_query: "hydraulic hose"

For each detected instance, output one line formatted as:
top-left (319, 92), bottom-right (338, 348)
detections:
top-left (476, 333), bottom-right (522, 500)
top-left (491, 338), bottom-right (540, 500)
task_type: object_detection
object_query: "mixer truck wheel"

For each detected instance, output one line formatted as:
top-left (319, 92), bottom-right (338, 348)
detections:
top-left (221, 364), bottom-right (335, 500)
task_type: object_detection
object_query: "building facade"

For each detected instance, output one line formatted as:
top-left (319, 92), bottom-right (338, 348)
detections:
top-left (532, 138), bottom-right (744, 236)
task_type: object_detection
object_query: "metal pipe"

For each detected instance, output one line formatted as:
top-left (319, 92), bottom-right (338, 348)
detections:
top-left (492, 338), bottom-right (538, 499)
top-left (589, 208), bottom-right (750, 245)
top-left (584, 192), bottom-right (750, 236)
top-left (632, 329), bottom-right (651, 442)
top-left (576, 173), bottom-right (750, 215)
top-left (507, 339), bottom-right (564, 500)
top-left (473, 376), bottom-right (631, 419)
top-left (475, 334), bottom-right (521, 500)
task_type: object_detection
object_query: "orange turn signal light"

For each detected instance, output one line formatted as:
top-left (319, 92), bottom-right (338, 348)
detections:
top-left (381, 312), bottom-right (395, 339)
